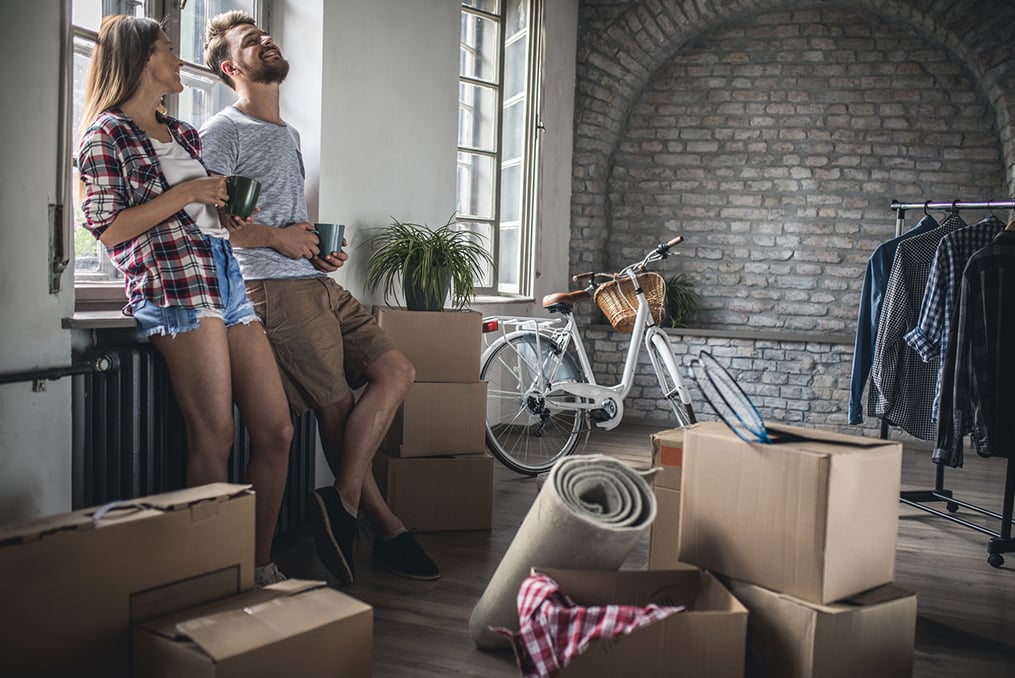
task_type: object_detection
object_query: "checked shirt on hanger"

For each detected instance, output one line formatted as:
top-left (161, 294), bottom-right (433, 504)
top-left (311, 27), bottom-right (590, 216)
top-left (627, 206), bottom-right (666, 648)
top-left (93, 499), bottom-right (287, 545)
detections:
top-left (904, 215), bottom-right (1004, 424)
top-left (869, 213), bottom-right (966, 440)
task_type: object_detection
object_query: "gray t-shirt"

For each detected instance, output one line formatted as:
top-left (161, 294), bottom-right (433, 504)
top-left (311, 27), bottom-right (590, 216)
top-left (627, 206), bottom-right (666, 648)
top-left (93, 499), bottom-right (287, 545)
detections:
top-left (200, 106), bottom-right (320, 280)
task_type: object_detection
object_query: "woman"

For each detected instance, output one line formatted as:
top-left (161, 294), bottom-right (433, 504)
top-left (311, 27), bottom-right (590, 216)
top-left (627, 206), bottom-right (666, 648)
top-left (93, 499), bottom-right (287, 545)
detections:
top-left (78, 15), bottom-right (293, 587)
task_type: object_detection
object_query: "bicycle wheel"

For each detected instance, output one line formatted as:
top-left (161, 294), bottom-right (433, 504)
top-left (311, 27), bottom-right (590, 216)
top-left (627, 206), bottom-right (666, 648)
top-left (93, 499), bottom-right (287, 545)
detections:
top-left (480, 331), bottom-right (590, 475)
top-left (647, 331), bottom-right (697, 427)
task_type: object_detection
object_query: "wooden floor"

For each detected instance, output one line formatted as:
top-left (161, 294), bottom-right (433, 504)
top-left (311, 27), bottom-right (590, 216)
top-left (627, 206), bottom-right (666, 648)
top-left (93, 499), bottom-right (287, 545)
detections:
top-left (274, 422), bottom-right (1015, 677)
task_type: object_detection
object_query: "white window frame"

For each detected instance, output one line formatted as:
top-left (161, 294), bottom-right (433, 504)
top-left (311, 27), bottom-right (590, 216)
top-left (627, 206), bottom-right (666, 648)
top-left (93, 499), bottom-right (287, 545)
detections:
top-left (458, 0), bottom-right (544, 298)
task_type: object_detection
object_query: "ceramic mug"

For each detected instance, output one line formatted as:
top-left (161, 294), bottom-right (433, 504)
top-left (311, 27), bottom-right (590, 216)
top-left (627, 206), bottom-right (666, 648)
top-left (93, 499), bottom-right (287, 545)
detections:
top-left (224, 176), bottom-right (261, 219)
top-left (314, 223), bottom-right (345, 256)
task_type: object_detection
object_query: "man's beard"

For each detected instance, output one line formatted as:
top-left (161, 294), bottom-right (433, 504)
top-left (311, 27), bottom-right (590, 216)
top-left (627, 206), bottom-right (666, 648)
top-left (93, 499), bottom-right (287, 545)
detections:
top-left (248, 57), bottom-right (290, 85)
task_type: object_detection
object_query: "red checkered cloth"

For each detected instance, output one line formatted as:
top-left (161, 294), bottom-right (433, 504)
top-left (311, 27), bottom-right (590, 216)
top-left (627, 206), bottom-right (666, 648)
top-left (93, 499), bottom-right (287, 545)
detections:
top-left (492, 573), bottom-right (685, 678)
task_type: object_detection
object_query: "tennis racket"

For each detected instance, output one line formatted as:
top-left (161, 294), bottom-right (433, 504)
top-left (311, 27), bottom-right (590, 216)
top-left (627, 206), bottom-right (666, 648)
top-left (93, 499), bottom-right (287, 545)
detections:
top-left (689, 351), bottom-right (884, 447)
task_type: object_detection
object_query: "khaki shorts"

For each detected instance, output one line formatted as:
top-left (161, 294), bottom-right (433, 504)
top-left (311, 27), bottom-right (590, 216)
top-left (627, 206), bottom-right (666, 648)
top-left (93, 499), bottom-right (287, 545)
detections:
top-left (245, 277), bottom-right (396, 416)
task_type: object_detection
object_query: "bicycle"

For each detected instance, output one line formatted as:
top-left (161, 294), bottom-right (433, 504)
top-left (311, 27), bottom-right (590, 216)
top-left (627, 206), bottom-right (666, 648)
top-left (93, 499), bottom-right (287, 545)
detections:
top-left (480, 236), bottom-right (697, 475)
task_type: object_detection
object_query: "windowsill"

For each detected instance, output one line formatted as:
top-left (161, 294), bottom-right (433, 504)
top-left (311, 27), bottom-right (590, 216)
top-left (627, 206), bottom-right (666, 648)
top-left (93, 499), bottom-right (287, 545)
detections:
top-left (63, 310), bottom-right (136, 330)
top-left (471, 294), bottom-right (534, 305)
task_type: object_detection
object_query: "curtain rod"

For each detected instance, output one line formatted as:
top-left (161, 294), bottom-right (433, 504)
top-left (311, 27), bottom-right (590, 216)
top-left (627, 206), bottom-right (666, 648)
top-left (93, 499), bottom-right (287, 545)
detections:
top-left (891, 199), bottom-right (1015, 211)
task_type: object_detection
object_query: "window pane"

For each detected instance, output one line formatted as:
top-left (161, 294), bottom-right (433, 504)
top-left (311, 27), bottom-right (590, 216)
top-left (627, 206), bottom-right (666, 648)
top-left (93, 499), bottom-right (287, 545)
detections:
top-left (178, 67), bottom-right (237, 129)
top-left (502, 99), bottom-right (524, 158)
top-left (458, 82), bottom-right (498, 152)
top-left (500, 162), bottom-right (521, 223)
top-left (460, 11), bottom-right (499, 83)
top-left (455, 221), bottom-right (495, 287)
top-left (463, 0), bottom-right (501, 14)
top-left (498, 223), bottom-right (520, 291)
top-left (179, 0), bottom-right (256, 66)
top-left (457, 152), bottom-right (496, 220)
top-left (505, 0), bottom-right (528, 36)
top-left (503, 31), bottom-right (528, 100)
top-left (72, 0), bottom-right (142, 33)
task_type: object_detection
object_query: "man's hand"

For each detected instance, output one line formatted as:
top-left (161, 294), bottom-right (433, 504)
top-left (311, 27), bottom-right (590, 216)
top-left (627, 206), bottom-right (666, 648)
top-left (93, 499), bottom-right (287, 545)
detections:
top-left (310, 239), bottom-right (349, 272)
top-left (272, 222), bottom-right (320, 259)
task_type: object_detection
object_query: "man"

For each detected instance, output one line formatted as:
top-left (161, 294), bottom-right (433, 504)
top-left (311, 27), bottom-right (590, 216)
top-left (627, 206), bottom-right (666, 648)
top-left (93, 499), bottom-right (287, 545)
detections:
top-left (200, 11), bottom-right (439, 584)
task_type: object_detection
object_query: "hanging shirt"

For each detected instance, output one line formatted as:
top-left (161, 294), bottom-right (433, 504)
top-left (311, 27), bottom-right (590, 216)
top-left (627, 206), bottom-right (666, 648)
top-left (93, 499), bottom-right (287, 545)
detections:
top-left (849, 214), bottom-right (939, 425)
top-left (935, 229), bottom-right (1015, 467)
top-left (904, 216), bottom-right (1004, 422)
top-left (869, 214), bottom-right (966, 440)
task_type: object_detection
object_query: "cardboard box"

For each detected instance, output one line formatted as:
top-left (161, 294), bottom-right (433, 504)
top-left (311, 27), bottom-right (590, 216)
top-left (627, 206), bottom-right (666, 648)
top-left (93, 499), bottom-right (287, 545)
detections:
top-left (651, 426), bottom-right (684, 490)
top-left (648, 485), bottom-right (681, 569)
top-left (726, 578), bottom-right (917, 678)
top-left (535, 566), bottom-right (747, 678)
top-left (648, 427), bottom-right (684, 568)
top-left (133, 579), bottom-right (373, 678)
top-left (375, 307), bottom-right (481, 382)
top-left (373, 451), bottom-right (493, 531)
top-left (677, 421), bottom-right (902, 604)
top-left (0, 483), bottom-right (255, 678)
top-left (382, 381), bottom-right (487, 457)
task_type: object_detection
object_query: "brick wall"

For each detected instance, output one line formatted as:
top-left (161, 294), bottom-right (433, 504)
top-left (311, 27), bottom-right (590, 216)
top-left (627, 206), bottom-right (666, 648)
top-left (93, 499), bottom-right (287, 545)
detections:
top-left (572, 0), bottom-right (1015, 436)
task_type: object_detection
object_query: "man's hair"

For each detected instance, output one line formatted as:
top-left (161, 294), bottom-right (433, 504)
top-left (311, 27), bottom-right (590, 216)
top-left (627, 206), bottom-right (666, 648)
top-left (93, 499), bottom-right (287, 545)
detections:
top-left (204, 10), bottom-right (256, 89)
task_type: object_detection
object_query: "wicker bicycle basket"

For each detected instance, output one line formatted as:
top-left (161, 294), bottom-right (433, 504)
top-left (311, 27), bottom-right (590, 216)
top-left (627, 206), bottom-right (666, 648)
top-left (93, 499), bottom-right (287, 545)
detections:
top-left (594, 271), bottom-right (666, 333)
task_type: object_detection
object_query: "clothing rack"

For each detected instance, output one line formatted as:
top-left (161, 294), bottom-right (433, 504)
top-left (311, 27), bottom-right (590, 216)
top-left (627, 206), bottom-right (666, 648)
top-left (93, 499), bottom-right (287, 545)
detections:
top-left (887, 199), bottom-right (1015, 567)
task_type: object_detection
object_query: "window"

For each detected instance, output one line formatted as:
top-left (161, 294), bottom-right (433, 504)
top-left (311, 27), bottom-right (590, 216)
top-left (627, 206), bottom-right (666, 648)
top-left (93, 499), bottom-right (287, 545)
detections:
top-left (458, 0), bottom-right (543, 297)
top-left (70, 0), bottom-right (265, 299)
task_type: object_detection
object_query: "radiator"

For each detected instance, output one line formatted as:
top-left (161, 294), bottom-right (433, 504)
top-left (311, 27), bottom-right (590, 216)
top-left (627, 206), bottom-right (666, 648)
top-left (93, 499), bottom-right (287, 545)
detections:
top-left (72, 344), bottom-right (317, 536)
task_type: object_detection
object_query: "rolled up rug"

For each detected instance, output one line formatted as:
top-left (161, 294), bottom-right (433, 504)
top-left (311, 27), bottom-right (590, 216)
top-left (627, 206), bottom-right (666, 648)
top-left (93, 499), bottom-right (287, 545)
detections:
top-left (469, 454), bottom-right (657, 649)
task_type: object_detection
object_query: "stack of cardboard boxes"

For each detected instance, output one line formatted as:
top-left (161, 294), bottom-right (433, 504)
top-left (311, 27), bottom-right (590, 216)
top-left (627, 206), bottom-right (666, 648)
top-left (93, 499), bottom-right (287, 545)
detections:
top-left (372, 308), bottom-right (493, 532)
top-left (0, 484), bottom-right (373, 677)
top-left (649, 421), bottom-right (918, 678)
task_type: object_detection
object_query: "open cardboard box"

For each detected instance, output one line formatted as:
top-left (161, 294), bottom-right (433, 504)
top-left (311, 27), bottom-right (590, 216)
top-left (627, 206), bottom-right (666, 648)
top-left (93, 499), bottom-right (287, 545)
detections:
top-left (0, 483), bottom-right (255, 677)
top-left (726, 578), bottom-right (917, 678)
top-left (536, 565), bottom-right (747, 678)
top-left (133, 579), bottom-right (373, 678)
top-left (677, 421), bottom-right (902, 604)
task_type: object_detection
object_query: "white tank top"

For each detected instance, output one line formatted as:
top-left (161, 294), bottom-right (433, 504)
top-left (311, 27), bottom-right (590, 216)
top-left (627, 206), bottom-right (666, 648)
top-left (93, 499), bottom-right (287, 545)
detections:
top-left (150, 135), bottom-right (228, 239)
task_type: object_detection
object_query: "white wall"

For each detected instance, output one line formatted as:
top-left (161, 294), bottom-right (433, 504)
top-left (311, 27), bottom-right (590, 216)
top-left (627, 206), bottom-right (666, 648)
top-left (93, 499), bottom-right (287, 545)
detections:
top-left (0, 2), bottom-right (74, 521)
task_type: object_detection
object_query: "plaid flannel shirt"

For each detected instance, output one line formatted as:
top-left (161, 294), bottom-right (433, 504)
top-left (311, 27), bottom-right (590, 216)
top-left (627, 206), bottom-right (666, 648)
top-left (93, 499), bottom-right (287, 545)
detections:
top-left (493, 573), bottom-right (684, 678)
top-left (904, 216), bottom-right (1003, 421)
top-left (78, 108), bottom-right (221, 312)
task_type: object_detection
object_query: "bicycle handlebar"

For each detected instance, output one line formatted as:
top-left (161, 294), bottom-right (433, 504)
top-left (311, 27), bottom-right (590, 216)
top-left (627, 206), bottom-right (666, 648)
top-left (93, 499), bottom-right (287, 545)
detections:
top-left (570, 235), bottom-right (685, 291)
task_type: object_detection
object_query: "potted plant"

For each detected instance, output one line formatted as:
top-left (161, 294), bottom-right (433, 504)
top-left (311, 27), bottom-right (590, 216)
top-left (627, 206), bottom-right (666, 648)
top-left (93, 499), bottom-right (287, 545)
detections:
top-left (664, 273), bottom-right (700, 327)
top-left (365, 214), bottom-right (493, 311)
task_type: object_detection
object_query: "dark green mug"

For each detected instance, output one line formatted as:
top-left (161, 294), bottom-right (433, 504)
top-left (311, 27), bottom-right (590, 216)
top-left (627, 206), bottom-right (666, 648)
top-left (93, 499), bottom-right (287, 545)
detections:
top-left (314, 223), bottom-right (345, 256)
top-left (225, 175), bottom-right (261, 219)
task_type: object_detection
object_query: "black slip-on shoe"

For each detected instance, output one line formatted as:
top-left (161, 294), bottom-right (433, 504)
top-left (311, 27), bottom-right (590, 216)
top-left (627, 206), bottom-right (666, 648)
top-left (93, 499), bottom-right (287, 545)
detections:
top-left (373, 530), bottom-right (440, 581)
top-left (307, 486), bottom-right (358, 585)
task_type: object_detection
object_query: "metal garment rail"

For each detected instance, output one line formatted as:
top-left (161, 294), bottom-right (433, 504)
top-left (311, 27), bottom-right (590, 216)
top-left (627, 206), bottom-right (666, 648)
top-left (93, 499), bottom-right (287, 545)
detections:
top-left (887, 199), bottom-right (1015, 567)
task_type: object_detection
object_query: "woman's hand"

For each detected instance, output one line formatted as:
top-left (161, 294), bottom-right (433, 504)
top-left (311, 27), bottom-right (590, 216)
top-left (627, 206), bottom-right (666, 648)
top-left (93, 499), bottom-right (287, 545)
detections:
top-left (180, 175), bottom-right (229, 208)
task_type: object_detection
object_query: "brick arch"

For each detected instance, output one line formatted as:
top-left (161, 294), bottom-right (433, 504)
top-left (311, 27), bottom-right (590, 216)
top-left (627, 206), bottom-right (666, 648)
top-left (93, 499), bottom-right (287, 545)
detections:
top-left (571, 0), bottom-right (1015, 276)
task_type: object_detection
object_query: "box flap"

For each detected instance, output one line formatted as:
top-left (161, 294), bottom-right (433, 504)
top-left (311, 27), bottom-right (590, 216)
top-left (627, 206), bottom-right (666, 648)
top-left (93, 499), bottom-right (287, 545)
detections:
top-left (0, 483), bottom-right (252, 545)
top-left (147, 581), bottom-right (370, 661)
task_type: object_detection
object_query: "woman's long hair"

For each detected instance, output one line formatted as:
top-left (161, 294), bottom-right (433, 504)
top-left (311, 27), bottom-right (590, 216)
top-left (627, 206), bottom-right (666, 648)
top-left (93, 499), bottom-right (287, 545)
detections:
top-left (78, 15), bottom-right (164, 140)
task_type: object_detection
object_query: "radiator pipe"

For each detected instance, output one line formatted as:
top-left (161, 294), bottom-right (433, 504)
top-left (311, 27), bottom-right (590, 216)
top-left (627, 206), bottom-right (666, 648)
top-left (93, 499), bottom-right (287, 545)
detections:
top-left (0, 352), bottom-right (120, 386)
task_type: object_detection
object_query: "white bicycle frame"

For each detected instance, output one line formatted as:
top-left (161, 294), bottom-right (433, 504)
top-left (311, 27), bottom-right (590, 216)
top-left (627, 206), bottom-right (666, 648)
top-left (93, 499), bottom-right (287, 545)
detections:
top-left (484, 269), bottom-right (693, 431)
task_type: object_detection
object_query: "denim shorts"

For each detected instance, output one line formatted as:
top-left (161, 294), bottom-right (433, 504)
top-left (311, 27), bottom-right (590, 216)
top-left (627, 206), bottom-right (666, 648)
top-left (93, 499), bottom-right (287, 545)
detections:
top-left (133, 236), bottom-right (258, 338)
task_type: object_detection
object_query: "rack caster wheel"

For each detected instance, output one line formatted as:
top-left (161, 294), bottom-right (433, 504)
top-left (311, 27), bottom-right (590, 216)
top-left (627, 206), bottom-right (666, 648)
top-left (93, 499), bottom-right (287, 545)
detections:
top-left (987, 554), bottom-right (1004, 568)
top-left (946, 502), bottom-right (959, 513)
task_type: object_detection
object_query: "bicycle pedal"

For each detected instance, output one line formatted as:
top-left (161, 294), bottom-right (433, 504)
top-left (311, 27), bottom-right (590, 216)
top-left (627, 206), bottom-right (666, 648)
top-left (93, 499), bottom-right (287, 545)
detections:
top-left (589, 408), bottom-right (612, 423)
